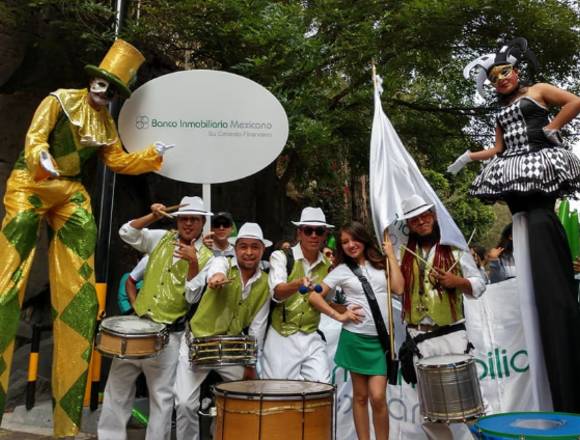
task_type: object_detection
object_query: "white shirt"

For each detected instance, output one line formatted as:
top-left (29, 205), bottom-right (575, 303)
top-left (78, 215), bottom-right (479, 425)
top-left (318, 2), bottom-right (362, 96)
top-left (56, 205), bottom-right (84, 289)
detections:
top-left (129, 255), bottom-right (149, 282)
top-left (184, 258), bottom-right (214, 304)
top-left (323, 262), bottom-right (389, 336)
top-left (268, 244), bottom-right (326, 302)
top-left (190, 256), bottom-right (270, 351)
top-left (211, 243), bottom-right (235, 258)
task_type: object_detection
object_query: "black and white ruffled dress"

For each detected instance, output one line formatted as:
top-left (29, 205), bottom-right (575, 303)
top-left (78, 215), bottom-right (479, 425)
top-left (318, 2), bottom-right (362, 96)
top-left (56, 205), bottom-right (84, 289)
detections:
top-left (470, 96), bottom-right (580, 202)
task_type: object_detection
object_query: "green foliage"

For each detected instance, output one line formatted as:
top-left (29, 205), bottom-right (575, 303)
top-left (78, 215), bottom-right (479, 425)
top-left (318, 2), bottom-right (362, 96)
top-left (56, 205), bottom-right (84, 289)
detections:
top-left (4, 0), bottom-right (579, 237)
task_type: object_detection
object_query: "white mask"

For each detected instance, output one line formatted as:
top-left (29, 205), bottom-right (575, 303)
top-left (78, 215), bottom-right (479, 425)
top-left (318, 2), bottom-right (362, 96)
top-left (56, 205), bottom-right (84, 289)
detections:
top-left (90, 78), bottom-right (110, 94)
top-left (89, 78), bottom-right (114, 107)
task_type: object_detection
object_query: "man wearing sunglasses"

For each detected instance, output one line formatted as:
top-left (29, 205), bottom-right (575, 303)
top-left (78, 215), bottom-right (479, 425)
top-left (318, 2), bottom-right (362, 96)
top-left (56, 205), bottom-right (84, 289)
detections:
top-left (203, 211), bottom-right (235, 257)
top-left (261, 207), bottom-right (333, 382)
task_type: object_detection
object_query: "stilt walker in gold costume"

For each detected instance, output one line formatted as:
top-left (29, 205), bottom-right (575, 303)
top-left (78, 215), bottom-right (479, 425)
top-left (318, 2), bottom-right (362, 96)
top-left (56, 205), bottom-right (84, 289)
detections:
top-left (0, 39), bottom-right (171, 437)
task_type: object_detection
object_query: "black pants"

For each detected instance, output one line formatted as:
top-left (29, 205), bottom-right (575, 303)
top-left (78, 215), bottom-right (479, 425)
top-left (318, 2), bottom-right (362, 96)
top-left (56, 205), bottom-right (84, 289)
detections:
top-left (506, 193), bottom-right (580, 412)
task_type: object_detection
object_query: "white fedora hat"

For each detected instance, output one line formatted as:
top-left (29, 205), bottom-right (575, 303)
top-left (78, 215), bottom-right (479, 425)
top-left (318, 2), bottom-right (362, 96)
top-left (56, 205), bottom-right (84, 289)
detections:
top-left (291, 207), bottom-right (334, 228)
top-left (397, 194), bottom-right (434, 220)
top-left (171, 196), bottom-right (213, 217)
top-left (228, 222), bottom-right (272, 247)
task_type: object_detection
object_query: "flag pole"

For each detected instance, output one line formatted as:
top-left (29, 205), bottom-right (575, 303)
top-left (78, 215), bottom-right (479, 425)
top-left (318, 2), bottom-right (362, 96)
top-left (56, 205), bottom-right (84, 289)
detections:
top-left (373, 64), bottom-right (395, 360)
top-left (383, 229), bottom-right (396, 361)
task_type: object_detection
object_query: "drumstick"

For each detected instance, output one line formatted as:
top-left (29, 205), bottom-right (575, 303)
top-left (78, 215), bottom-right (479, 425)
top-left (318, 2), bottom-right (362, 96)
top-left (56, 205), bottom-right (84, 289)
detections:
top-left (447, 228), bottom-right (476, 272)
top-left (157, 210), bottom-right (173, 219)
top-left (157, 203), bottom-right (187, 219)
top-left (164, 203), bottom-right (187, 213)
top-left (210, 278), bottom-right (233, 288)
top-left (401, 245), bottom-right (435, 271)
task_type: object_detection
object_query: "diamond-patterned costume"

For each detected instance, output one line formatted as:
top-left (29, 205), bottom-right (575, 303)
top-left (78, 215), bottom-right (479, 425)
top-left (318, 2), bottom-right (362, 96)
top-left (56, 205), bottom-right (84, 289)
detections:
top-left (470, 96), bottom-right (580, 201)
top-left (469, 93), bottom-right (580, 412)
top-left (0, 88), bottom-right (161, 437)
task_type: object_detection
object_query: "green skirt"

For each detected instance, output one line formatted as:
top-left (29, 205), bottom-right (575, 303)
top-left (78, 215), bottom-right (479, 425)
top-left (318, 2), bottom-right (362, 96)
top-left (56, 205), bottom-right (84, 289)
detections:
top-left (334, 328), bottom-right (387, 376)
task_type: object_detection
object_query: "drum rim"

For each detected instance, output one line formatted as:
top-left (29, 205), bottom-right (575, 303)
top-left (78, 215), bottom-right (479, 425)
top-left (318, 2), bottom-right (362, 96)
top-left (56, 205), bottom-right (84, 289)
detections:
top-left (213, 379), bottom-right (336, 401)
top-left (194, 359), bottom-right (257, 368)
top-left (99, 327), bottom-right (167, 338)
top-left (473, 411), bottom-right (580, 439)
top-left (417, 354), bottom-right (474, 368)
top-left (100, 316), bottom-right (166, 335)
top-left (191, 334), bottom-right (257, 342)
top-left (96, 347), bottom-right (161, 360)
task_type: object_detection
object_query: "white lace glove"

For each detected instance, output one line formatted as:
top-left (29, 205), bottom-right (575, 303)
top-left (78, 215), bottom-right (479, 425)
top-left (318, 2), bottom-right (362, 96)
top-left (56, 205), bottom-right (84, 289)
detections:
top-left (39, 151), bottom-right (59, 177)
top-left (543, 127), bottom-right (562, 146)
top-left (154, 141), bottom-right (176, 156)
top-left (447, 150), bottom-right (472, 175)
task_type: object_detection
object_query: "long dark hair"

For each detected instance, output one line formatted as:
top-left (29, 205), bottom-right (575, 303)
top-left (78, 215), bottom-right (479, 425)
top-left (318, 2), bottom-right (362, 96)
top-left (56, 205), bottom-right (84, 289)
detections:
top-left (497, 223), bottom-right (513, 255)
top-left (333, 222), bottom-right (385, 270)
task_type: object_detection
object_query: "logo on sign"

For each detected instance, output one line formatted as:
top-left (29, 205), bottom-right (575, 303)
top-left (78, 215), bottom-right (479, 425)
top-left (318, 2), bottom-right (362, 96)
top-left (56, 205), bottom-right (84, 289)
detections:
top-left (136, 115), bottom-right (149, 130)
top-left (475, 347), bottom-right (529, 380)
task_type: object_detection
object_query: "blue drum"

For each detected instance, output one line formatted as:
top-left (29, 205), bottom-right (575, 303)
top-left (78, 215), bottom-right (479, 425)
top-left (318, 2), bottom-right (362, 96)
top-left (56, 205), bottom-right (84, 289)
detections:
top-left (471, 412), bottom-right (580, 439)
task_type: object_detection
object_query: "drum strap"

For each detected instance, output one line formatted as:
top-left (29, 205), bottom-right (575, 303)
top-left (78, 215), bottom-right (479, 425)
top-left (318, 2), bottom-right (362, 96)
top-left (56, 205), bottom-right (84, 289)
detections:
top-left (412, 322), bottom-right (466, 345)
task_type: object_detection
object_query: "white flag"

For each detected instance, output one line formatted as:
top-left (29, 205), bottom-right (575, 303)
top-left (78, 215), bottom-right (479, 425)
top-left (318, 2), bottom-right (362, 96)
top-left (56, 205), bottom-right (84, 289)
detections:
top-left (369, 74), bottom-right (468, 251)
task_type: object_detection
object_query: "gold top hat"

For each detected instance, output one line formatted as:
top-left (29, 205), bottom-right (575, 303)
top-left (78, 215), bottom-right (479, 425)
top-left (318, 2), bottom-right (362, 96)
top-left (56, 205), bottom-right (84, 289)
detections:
top-left (84, 39), bottom-right (145, 98)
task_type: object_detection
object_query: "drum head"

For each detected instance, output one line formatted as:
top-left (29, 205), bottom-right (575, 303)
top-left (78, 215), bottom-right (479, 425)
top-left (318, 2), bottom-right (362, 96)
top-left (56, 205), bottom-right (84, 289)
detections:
top-left (214, 380), bottom-right (335, 401)
top-left (101, 316), bottom-right (165, 335)
top-left (472, 412), bottom-right (580, 438)
top-left (418, 353), bottom-right (472, 367)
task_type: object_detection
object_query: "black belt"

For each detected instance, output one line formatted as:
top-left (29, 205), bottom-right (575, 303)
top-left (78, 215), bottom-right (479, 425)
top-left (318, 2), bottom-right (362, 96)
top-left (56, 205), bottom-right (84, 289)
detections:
top-left (166, 317), bottom-right (187, 333)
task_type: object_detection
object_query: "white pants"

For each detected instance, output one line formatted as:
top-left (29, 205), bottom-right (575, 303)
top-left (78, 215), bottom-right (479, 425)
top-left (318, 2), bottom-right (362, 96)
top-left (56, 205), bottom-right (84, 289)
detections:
top-left (97, 330), bottom-right (182, 440)
top-left (511, 212), bottom-right (553, 410)
top-left (174, 334), bottom-right (244, 440)
top-left (260, 327), bottom-right (330, 382)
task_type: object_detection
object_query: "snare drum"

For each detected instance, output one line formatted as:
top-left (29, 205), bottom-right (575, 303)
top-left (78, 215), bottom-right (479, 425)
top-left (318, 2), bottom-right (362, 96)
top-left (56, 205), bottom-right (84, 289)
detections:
top-left (188, 333), bottom-right (257, 368)
top-left (416, 353), bottom-right (484, 423)
top-left (471, 412), bottom-right (580, 439)
top-left (214, 380), bottom-right (335, 440)
top-left (96, 316), bottom-right (168, 359)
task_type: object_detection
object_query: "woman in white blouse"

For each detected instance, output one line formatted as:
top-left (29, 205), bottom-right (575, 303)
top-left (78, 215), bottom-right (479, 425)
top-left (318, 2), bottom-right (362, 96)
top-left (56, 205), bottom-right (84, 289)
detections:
top-left (309, 222), bottom-right (404, 440)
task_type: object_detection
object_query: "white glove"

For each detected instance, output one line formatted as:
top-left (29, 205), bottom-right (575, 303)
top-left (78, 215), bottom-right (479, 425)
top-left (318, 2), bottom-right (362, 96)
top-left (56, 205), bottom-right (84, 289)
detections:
top-left (39, 151), bottom-right (59, 177)
top-left (447, 150), bottom-right (472, 175)
top-left (154, 141), bottom-right (176, 156)
top-left (543, 127), bottom-right (562, 146)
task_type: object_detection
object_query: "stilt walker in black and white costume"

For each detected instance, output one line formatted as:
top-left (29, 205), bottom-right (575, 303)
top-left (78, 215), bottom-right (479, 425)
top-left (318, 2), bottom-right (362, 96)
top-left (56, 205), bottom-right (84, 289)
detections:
top-left (448, 38), bottom-right (580, 412)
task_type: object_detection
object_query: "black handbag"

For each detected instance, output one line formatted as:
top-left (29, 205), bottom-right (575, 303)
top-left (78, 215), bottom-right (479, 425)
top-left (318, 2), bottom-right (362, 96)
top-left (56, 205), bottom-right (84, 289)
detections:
top-left (398, 331), bottom-right (420, 385)
top-left (345, 261), bottom-right (399, 385)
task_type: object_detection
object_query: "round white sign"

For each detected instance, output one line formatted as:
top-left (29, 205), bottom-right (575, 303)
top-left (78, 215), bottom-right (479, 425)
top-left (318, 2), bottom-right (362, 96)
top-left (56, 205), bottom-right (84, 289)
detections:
top-left (118, 70), bottom-right (289, 183)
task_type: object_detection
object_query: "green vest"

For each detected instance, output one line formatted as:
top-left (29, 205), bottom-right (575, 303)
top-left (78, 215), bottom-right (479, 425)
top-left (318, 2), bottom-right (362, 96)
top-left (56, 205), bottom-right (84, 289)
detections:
top-left (14, 112), bottom-right (99, 179)
top-left (189, 264), bottom-right (270, 337)
top-left (271, 255), bottom-right (330, 336)
top-left (134, 231), bottom-right (189, 324)
top-left (197, 244), bottom-right (213, 271)
top-left (405, 249), bottom-right (464, 326)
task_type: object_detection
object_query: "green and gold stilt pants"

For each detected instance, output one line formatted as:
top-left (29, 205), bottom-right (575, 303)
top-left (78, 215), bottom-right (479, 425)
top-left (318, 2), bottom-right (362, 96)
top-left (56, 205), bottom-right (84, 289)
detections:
top-left (0, 169), bottom-right (98, 437)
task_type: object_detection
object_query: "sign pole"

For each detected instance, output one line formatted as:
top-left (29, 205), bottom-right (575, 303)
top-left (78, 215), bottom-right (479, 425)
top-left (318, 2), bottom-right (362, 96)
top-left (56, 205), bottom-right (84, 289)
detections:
top-left (202, 183), bottom-right (211, 234)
